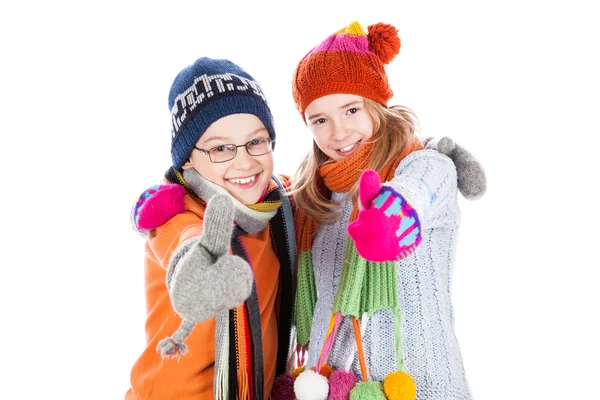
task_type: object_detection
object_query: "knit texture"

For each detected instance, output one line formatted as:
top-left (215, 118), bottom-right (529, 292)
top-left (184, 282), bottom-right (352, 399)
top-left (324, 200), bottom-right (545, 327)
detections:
top-left (182, 168), bottom-right (280, 234)
top-left (423, 137), bottom-right (487, 200)
top-left (331, 239), bottom-right (399, 317)
top-left (306, 150), bottom-right (472, 399)
top-left (168, 57), bottom-right (276, 169)
top-left (149, 168), bottom-right (295, 399)
top-left (131, 184), bottom-right (186, 234)
top-left (294, 137), bottom-right (423, 348)
top-left (292, 21), bottom-right (400, 118)
top-left (347, 170), bottom-right (422, 262)
top-left (164, 195), bottom-right (254, 324)
top-left (157, 193), bottom-right (260, 399)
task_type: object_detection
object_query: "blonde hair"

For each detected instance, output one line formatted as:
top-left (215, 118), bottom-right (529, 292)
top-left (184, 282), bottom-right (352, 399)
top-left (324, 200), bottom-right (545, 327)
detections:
top-left (290, 98), bottom-right (419, 225)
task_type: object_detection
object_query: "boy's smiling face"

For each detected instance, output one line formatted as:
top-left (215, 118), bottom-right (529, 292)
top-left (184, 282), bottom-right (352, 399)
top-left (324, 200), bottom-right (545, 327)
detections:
top-left (182, 113), bottom-right (274, 205)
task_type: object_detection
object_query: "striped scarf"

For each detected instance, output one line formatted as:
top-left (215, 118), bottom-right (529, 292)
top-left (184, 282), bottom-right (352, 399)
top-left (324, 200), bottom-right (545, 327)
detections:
top-left (166, 167), bottom-right (295, 400)
top-left (293, 136), bottom-right (423, 363)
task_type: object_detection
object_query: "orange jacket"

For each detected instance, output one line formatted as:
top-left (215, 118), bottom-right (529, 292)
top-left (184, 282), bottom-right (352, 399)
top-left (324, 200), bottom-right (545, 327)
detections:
top-left (125, 188), bottom-right (285, 399)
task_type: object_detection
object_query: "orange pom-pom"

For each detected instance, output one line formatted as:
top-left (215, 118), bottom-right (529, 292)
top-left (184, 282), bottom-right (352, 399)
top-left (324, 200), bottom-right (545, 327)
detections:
top-left (383, 371), bottom-right (416, 400)
top-left (292, 366), bottom-right (305, 379)
top-left (367, 23), bottom-right (401, 64)
top-left (319, 363), bottom-right (333, 378)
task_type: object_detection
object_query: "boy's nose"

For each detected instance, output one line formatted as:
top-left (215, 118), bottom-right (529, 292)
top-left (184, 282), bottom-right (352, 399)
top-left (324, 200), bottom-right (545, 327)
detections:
top-left (232, 147), bottom-right (255, 168)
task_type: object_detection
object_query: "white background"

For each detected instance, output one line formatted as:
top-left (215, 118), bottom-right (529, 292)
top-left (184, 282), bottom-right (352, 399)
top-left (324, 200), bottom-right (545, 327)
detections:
top-left (1, 1), bottom-right (599, 399)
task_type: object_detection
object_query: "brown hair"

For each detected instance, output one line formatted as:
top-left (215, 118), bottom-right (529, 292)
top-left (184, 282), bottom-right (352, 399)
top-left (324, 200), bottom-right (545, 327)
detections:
top-left (290, 98), bottom-right (419, 225)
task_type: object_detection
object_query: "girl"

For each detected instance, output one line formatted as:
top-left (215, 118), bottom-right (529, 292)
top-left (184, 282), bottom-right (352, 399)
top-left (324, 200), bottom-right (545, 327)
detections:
top-left (290, 21), bottom-right (473, 399)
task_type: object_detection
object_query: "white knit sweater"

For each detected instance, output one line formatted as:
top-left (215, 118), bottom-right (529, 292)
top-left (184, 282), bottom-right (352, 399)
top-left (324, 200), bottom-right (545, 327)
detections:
top-left (306, 150), bottom-right (472, 399)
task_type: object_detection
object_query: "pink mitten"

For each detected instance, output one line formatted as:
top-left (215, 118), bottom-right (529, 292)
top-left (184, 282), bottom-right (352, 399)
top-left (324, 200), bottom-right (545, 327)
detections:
top-left (131, 184), bottom-right (187, 233)
top-left (347, 170), bottom-right (422, 262)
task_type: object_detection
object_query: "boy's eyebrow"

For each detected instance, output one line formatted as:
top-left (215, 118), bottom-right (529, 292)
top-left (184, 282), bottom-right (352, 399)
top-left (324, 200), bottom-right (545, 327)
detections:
top-left (202, 127), bottom-right (268, 145)
top-left (202, 135), bottom-right (232, 145)
top-left (246, 127), bottom-right (268, 137)
top-left (306, 101), bottom-right (364, 121)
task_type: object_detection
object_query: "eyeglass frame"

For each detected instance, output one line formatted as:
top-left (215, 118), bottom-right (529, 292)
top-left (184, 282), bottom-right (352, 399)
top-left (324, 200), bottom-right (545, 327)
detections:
top-left (193, 137), bottom-right (275, 163)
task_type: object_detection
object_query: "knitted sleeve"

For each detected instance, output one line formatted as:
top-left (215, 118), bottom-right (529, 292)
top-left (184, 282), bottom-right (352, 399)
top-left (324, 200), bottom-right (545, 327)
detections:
top-left (386, 149), bottom-right (459, 228)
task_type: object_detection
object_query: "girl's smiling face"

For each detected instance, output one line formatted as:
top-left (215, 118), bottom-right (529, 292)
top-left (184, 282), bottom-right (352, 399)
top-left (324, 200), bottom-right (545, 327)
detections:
top-left (305, 94), bottom-right (375, 161)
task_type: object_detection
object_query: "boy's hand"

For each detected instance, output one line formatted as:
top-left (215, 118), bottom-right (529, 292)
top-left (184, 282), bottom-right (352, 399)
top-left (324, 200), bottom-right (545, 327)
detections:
top-left (167, 194), bottom-right (253, 323)
top-left (347, 170), bottom-right (422, 262)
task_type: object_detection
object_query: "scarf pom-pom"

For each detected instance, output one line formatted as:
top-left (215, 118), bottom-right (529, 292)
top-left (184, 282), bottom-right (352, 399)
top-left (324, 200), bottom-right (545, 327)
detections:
top-left (327, 369), bottom-right (357, 400)
top-left (319, 363), bottom-right (334, 378)
top-left (349, 381), bottom-right (386, 399)
top-left (383, 371), bottom-right (416, 400)
top-left (292, 365), bottom-right (305, 378)
top-left (271, 373), bottom-right (296, 400)
top-left (156, 337), bottom-right (188, 359)
top-left (294, 369), bottom-right (329, 400)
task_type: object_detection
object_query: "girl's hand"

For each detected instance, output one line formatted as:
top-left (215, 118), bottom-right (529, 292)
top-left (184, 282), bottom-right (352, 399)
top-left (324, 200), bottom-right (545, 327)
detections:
top-left (424, 136), bottom-right (487, 200)
top-left (132, 184), bottom-right (186, 234)
top-left (347, 170), bottom-right (422, 262)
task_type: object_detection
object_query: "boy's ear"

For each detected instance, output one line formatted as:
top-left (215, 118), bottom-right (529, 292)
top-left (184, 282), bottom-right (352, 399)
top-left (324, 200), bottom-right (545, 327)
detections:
top-left (181, 158), bottom-right (194, 170)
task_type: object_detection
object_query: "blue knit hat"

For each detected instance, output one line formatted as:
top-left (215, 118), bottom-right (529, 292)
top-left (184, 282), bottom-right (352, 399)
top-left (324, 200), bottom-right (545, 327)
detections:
top-left (169, 57), bottom-right (276, 169)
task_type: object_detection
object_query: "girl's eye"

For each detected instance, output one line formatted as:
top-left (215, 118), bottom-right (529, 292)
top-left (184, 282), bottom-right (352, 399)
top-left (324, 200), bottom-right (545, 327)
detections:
top-left (214, 145), bottom-right (229, 152)
top-left (313, 118), bottom-right (326, 125)
top-left (347, 108), bottom-right (358, 115)
top-left (249, 138), bottom-right (263, 146)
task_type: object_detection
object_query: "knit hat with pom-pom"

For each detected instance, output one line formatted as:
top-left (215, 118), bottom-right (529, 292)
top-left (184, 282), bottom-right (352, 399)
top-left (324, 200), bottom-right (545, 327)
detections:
top-left (292, 21), bottom-right (401, 119)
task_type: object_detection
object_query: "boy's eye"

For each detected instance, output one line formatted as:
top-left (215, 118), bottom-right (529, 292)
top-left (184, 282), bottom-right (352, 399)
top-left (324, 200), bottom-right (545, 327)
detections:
top-left (214, 145), bottom-right (233, 153)
top-left (249, 138), bottom-right (265, 146)
top-left (313, 118), bottom-right (326, 125)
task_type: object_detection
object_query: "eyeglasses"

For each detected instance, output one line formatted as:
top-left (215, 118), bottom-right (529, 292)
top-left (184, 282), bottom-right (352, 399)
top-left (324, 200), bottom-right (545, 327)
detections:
top-left (194, 137), bottom-right (275, 163)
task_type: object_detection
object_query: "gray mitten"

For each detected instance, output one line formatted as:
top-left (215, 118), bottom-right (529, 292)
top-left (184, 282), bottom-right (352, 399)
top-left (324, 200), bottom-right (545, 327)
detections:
top-left (424, 136), bottom-right (487, 200)
top-left (156, 194), bottom-right (254, 359)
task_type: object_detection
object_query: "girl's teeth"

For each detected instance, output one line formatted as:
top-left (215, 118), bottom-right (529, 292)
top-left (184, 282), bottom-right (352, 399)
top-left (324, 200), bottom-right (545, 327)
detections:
top-left (340, 143), bottom-right (357, 152)
top-left (230, 175), bottom-right (256, 184)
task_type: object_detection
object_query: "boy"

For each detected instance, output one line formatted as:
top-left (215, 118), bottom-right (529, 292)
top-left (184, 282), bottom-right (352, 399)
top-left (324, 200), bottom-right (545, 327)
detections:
top-left (125, 57), bottom-right (296, 400)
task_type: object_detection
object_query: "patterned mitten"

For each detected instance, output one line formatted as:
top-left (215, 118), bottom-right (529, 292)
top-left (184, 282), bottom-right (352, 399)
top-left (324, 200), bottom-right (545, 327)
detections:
top-left (424, 136), bottom-right (487, 200)
top-left (347, 170), bottom-right (422, 262)
top-left (131, 184), bottom-right (187, 234)
top-left (157, 194), bottom-right (254, 358)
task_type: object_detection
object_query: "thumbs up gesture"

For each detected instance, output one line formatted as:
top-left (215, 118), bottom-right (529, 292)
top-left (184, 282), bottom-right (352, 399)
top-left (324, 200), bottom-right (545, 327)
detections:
top-left (347, 170), bottom-right (422, 262)
top-left (167, 194), bottom-right (254, 323)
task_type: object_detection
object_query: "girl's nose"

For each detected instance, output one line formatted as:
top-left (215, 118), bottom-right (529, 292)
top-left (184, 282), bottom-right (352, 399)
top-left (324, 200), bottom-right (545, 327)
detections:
top-left (331, 121), bottom-right (351, 141)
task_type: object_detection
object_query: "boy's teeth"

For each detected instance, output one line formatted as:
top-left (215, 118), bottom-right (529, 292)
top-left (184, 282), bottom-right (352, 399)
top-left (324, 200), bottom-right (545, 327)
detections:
top-left (230, 175), bottom-right (256, 184)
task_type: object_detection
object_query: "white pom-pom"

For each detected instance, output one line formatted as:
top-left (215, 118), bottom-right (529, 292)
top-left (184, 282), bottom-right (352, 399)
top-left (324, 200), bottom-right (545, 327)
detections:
top-left (294, 369), bottom-right (329, 400)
